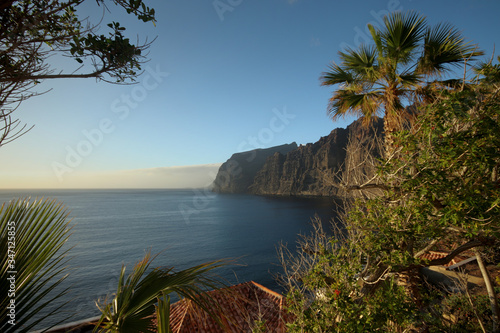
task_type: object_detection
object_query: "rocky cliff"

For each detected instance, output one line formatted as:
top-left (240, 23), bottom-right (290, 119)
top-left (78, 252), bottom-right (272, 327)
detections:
top-left (211, 143), bottom-right (298, 193)
top-left (212, 117), bottom-right (384, 197)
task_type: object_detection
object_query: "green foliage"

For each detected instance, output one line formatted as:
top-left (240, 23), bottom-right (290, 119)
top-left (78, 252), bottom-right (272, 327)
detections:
top-left (284, 60), bottom-right (500, 331)
top-left (387, 86), bottom-right (500, 243)
top-left (0, 198), bottom-right (72, 332)
top-left (342, 82), bottom-right (500, 277)
top-left (438, 294), bottom-right (492, 332)
top-left (282, 220), bottom-right (418, 332)
top-left (251, 319), bottom-right (267, 333)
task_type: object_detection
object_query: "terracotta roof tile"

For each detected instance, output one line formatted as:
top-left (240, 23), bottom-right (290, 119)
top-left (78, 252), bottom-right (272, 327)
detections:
top-left (418, 251), bottom-right (466, 267)
top-left (168, 281), bottom-right (290, 333)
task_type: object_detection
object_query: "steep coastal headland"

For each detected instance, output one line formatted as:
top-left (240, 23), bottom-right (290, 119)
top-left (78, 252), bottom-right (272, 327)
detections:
top-left (212, 118), bottom-right (384, 197)
top-left (210, 143), bottom-right (298, 193)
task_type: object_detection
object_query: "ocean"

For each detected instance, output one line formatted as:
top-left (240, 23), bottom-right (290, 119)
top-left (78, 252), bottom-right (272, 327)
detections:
top-left (0, 189), bottom-right (337, 329)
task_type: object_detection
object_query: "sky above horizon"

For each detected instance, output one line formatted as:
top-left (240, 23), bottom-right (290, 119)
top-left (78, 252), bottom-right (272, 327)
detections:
top-left (1, 0), bottom-right (499, 189)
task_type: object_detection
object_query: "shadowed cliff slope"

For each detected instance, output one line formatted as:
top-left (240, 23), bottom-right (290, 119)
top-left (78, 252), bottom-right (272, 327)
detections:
top-left (212, 118), bottom-right (384, 197)
top-left (211, 143), bottom-right (298, 193)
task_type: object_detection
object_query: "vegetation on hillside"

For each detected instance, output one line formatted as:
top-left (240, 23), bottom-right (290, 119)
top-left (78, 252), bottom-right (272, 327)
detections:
top-left (281, 13), bottom-right (500, 332)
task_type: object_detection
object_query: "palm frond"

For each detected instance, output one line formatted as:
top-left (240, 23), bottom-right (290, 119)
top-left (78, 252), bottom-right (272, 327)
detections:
top-left (0, 198), bottom-right (73, 333)
top-left (380, 11), bottom-right (426, 65)
top-left (155, 293), bottom-right (171, 333)
top-left (320, 62), bottom-right (356, 86)
top-left (95, 251), bottom-right (229, 333)
top-left (338, 45), bottom-right (378, 78)
top-left (417, 22), bottom-right (484, 77)
top-left (321, 46), bottom-right (379, 88)
top-left (398, 71), bottom-right (421, 88)
top-left (368, 23), bottom-right (383, 56)
top-left (328, 89), bottom-right (383, 123)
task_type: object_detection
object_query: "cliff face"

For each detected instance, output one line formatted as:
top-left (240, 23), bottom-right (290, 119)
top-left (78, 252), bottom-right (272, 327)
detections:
top-left (248, 129), bottom-right (348, 196)
top-left (212, 118), bottom-right (384, 197)
top-left (211, 143), bottom-right (298, 193)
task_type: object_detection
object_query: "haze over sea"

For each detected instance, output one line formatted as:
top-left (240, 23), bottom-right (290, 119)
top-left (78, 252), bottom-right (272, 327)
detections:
top-left (0, 189), bottom-right (336, 327)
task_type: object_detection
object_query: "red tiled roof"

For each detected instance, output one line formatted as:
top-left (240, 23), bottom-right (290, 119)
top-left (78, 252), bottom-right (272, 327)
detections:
top-left (418, 251), bottom-right (465, 267)
top-left (169, 281), bottom-right (290, 333)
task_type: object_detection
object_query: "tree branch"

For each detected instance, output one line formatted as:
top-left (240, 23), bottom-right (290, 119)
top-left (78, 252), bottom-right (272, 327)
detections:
top-left (0, 68), bottom-right (110, 82)
top-left (414, 238), bottom-right (440, 259)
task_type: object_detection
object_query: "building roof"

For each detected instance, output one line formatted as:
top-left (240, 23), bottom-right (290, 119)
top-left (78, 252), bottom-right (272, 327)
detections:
top-left (418, 250), bottom-right (465, 267)
top-left (168, 281), bottom-right (290, 333)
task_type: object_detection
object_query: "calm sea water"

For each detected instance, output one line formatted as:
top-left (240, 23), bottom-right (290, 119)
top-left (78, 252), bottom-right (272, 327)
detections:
top-left (0, 189), bottom-right (337, 328)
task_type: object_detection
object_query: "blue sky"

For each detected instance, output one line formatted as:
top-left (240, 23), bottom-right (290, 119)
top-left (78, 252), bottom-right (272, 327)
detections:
top-left (1, 0), bottom-right (499, 188)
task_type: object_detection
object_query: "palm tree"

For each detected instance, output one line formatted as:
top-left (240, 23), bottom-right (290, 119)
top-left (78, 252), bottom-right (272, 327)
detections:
top-left (0, 198), bottom-right (73, 332)
top-left (474, 55), bottom-right (500, 88)
top-left (320, 11), bottom-right (483, 154)
top-left (94, 251), bottom-right (228, 333)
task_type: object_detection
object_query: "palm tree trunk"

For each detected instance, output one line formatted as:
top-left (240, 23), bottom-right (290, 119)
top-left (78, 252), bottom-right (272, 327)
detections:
top-left (383, 114), bottom-right (401, 160)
